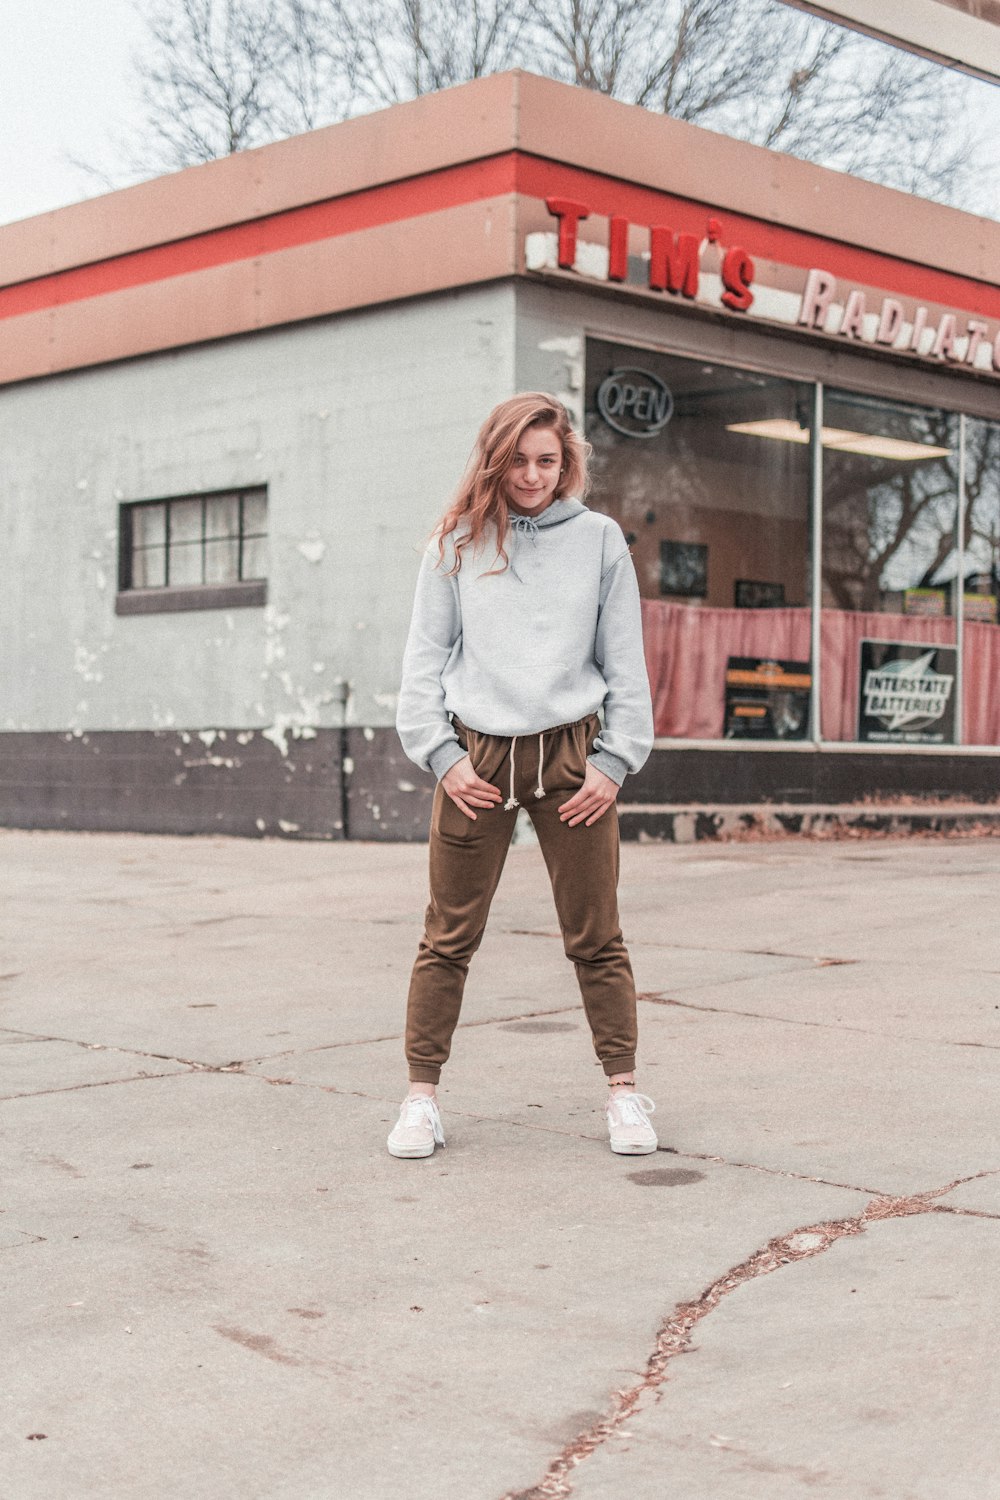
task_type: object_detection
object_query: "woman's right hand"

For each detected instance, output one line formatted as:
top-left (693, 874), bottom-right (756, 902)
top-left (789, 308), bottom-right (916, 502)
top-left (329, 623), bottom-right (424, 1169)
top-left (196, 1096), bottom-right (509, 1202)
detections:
top-left (441, 755), bottom-right (503, 820)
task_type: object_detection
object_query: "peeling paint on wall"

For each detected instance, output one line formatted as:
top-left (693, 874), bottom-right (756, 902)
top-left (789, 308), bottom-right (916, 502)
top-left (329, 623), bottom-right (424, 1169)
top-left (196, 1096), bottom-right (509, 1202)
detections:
top-left (538, 335), bottom-right (582, 358)
top-left (263, 605), bottom-right (290, 666)
top-left (296, 539), bottom-right (326, 564)
top-left (73, 644), bottom-right (105, 683)
top-left (261, 716), bottom-right (319, 758)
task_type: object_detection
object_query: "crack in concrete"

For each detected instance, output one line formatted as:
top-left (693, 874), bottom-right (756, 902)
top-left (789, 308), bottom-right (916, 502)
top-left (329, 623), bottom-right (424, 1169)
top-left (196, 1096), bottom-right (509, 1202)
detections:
top-left (503, 928), bottom-right (860, 966)
top-left (246, 1004), bottom-right (583, 1064)
top-left (0, 1027), bottom-right (247, 1076)
top-left (5, 1024), bottom-right (997, 1218)
top-left (638, 992), bottom-right (1000, 1052)
top-left (0, 1003), bottom-right (584, 1075)
top-left (500, 1170), bottom-right (1000, 1500)
top-left (176, 1067), bottom-right (1000, 1222)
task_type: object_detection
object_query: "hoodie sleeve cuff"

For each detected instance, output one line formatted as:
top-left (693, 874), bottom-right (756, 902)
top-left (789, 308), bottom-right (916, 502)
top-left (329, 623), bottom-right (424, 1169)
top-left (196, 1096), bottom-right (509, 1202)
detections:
top-left (429, 741), bottom-right (468, 781)
top-left (587, 749), bottom-right (629, 787)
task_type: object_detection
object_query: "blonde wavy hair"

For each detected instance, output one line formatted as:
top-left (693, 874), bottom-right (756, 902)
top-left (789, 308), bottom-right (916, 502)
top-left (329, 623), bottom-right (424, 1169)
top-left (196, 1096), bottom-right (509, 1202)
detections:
top-left (429, 393), bottom-right (590, 578)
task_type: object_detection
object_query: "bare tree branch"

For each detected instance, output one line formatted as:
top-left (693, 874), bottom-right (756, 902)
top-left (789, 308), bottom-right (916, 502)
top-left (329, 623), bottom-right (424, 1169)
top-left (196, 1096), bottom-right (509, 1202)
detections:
top-left (79, 0), bottom-right (991, 222)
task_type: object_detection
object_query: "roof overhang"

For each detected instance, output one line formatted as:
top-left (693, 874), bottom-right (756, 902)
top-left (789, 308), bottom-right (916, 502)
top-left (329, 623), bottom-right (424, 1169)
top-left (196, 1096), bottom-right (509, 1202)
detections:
top-left (2, 71), bottom-right (999, 386)
top-left (778, 0), bottom-right (1000, 84)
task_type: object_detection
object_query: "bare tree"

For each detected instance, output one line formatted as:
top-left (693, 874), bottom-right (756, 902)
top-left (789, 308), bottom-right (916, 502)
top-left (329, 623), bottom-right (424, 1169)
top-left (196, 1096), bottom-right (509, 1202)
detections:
top-left (112, 0), bottom-right (352, 178)
top-left (93, 0), bottom-right (988, 216)
top-left (821, 407), bottom-right (962, 611)
top-left (127, 0), bottom-right (291, 170)
top-left (266, 0), bottom-right (362, 134)
top-left (326, 0), bottom-right (525, 107)
top-left (523, 0), bottom-right (983, 210)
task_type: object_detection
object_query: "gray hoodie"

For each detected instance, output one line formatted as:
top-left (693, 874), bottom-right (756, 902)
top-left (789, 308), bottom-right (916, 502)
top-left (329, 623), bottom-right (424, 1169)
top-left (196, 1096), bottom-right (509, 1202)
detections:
top-left (395, 497), bottom-right (654, 787)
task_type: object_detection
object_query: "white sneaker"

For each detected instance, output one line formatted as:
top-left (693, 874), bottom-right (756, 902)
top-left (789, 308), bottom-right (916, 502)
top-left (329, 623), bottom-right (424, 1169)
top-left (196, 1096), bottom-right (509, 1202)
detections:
top-left (387, 1095), bottom-right (446, 1159)
top-left (606, 1092), bottom-right (658, 1155)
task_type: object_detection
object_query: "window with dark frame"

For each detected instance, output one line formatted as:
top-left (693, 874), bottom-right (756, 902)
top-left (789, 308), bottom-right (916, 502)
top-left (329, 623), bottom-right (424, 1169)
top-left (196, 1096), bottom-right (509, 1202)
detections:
top-left (117, 487), bottom-right (268, 613)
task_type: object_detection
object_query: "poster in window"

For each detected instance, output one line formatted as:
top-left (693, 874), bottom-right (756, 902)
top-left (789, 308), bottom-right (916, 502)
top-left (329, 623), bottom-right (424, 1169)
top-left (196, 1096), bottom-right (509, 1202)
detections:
top-left (903, 588), bottom-right (947, 618)
top-left (660, 540), bottom-right (707, 598)
top-left (963, 592), bottom-right (998, 624)
top-left (857, 640), bottom-right (956, 744)
top-left (734, 579), bottom-right (785, 609)
top-left (724, 658), bottom-right (811, 739)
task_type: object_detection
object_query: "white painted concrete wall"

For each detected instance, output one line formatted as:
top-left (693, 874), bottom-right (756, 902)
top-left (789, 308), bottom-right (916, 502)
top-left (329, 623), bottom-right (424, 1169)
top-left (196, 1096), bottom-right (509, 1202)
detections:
top-left (2, 283), bottom-right (516, 737)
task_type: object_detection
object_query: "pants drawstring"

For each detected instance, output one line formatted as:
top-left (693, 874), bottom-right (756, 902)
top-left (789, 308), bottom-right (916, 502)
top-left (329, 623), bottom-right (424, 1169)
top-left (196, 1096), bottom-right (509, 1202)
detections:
top-left (504, 737), bottom-right (519, 810)
top-left (503, 731), bottom-right (547, 811)
top-left (535, 731), bottom-right (546, 800)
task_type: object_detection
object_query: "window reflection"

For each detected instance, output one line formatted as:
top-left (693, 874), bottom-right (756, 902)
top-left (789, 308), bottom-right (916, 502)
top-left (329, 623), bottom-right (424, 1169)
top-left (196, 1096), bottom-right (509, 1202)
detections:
top-left (962, 418), bottom-right (1000, 745)
top-left (585, 340), bottom-right (812, 741)
top-left (822, 394), bottom-right (959, 615)
top-left (820, 393), bottom-right (959, 744)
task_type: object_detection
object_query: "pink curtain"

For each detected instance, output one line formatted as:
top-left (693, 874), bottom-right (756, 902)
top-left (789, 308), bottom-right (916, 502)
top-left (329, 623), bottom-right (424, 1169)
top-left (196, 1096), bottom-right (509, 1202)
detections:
top-left (964, 621), bottom-right (1000, 745)
top-left (640, 599), bottom-right (1000, 744)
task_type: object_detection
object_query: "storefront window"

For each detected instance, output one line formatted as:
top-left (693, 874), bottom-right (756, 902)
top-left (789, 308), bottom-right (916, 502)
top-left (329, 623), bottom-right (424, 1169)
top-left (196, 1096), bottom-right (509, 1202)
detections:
top-left (820, 392), bottom-right (959, 745)
top-left (585, 340), bottom-right (812, 741)
top-left (963, 418), bottom-right (1000, 745)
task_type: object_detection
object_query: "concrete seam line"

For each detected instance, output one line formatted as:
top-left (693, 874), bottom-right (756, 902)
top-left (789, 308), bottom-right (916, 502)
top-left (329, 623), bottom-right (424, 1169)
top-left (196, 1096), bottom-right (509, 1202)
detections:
top-left (0, 1070), bottom-right (185, 1103)
top-left (179, 1072), bottom-right (1000, 1215)
top-left (507, 931), bottom-right (856, 966)
top-left (638, 991), bottom-right (1000, 1052)
top-left (498, 1175), bottom-right (999, 1500)
top-left (0, 1002), bottom-right (585, 1073)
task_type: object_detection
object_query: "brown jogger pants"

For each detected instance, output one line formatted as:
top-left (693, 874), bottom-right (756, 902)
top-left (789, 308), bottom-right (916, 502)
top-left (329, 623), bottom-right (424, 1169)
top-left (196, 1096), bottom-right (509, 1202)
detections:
top-left (405, 710), bottom-right (639, 1084)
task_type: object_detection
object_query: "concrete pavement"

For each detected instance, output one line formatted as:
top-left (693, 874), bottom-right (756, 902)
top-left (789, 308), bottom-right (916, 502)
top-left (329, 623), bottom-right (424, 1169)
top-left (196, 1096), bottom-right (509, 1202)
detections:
top-left (2, 824), bottom-right (998, 1498)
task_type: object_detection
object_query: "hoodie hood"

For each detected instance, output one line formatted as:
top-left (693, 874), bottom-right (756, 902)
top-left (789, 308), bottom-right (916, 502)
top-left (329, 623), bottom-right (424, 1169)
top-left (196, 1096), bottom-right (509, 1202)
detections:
top-left (508, 497), bottom-right (586, 530)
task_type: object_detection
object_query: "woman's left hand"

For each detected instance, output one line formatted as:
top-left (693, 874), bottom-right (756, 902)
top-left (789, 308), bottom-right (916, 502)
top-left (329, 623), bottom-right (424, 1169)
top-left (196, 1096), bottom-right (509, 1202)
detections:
top-left (558, 764), bottom-right (620, 827)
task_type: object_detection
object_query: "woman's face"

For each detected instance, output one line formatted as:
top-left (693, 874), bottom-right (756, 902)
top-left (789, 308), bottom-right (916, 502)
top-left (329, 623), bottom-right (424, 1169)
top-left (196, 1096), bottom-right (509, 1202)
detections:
top-left (503, 425), bottom-right (563, 515)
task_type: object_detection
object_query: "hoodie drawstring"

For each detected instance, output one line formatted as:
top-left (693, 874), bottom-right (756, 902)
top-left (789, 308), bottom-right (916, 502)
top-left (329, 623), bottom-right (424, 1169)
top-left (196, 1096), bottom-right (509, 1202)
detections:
top-left (503, 731), bottom-right (547, 811)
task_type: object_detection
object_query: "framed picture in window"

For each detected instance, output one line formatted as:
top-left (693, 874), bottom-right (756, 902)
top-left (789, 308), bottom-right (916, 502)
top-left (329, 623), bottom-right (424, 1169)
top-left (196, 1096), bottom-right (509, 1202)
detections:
top-left (660, 540), bottom-right (708, 598)
top-left (734, 579), bottom-right (785, 609)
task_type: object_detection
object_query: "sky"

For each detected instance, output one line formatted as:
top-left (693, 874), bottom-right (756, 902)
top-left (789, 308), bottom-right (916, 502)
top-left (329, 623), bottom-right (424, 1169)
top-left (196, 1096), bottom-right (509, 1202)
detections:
top-left (1, 0), bottom-right (149, 227)
top-left (4, 0), bottom-right (1000, 230)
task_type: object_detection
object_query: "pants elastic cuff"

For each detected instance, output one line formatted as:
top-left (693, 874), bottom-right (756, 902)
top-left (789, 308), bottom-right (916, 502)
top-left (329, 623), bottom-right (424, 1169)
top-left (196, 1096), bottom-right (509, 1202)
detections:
top-left (408, 1066), bottom-right (442, 1084)
top-left (602, 1055), bottom-right (636, 1077)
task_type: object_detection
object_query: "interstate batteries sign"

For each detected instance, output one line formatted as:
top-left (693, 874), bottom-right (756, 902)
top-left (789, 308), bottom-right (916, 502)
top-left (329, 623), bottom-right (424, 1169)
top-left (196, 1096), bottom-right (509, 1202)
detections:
top-left (857, 640), bottom-right (957, 745)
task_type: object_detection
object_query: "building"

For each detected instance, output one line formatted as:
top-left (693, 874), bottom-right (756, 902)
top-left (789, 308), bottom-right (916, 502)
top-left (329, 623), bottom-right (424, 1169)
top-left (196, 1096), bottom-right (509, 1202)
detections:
top-left (2, 71), bottom-right (998, 840)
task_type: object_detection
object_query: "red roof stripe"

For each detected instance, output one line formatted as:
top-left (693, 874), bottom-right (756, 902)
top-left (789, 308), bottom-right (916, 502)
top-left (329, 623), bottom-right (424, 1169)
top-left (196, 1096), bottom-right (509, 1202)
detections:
top-left (0, 155), bottom-right (519, 320)
top-left (1, 151), bottom-right (997, 324)
top-left (516, 157), bottom-right (1000, 321)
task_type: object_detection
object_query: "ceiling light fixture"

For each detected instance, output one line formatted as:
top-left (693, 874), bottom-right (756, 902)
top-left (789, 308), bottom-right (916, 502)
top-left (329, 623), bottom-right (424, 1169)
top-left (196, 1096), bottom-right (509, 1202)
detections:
top-left (725, 419), bottom-right (952, 462)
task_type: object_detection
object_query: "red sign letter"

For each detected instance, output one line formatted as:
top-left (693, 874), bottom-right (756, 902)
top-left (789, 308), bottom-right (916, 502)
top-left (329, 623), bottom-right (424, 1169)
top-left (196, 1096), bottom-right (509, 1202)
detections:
top-left (545, 197), bottom-right (591, 270)
top-left (721, 246), bottom-right (754, 312)
top-left (608, 216), bottom-right (629, 282)
top-left (649, 227), bottom-right (699, 298)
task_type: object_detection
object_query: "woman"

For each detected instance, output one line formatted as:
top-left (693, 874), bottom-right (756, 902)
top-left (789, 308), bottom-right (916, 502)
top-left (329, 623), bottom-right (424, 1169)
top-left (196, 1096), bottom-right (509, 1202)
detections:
top-left (391, 392), bottom-right (656, 1159)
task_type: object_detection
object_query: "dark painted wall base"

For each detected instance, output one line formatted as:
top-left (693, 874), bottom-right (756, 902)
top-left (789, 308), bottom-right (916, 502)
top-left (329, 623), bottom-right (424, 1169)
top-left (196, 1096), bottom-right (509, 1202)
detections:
top-left (626, 746), bottom-right (1000, 808)
top-left (0, 729), bottom-right (997, 841)
top-left (0, 728), bottom-right (347, 839)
